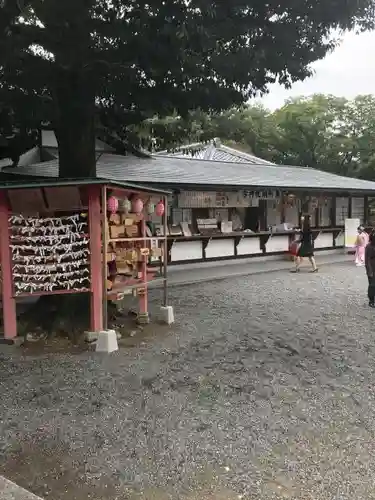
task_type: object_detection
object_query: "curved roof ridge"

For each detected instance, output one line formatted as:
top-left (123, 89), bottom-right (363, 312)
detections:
top-left (154, 139), bottom-right (275, 165)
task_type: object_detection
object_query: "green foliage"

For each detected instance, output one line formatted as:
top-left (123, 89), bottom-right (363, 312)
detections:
top-left (141, 94), bottom-right (375, 181)
top-left (273, 94), bottom-right (375, 179)
top-left (273, 95), bottom-right (349, 170)
top-left (0, 0), bottom-right (374, 175)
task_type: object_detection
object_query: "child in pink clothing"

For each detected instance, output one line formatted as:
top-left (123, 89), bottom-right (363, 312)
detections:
top-left (355, 226), bottom-right (369, 267)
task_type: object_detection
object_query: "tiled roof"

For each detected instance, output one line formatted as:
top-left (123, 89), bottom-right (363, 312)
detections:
top-left (0, 133), bottom-right (115, 171)
top-left (0, 157), bottom-right (11, 169)
top-left (155, 140), bottom-right (274, 165)
top-left (4, 154), bottom-right (375, 192)
top-left (41, 130), bottom-right (115, 152)
top-left (0, 147), bottom-right (42, 169)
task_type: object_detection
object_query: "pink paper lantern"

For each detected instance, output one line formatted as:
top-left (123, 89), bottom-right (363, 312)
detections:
top-left (156, 200), bottom-right (165, 217)
top-left (107, 195), bottom-right (118, 214)
top-left (132, 197), bottom-right (144, 214)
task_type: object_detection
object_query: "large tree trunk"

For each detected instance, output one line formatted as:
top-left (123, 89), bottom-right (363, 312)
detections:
top-left (28, 75), bottom-right (98, 342)
top-left (54, 75), bottom-right (97, 179)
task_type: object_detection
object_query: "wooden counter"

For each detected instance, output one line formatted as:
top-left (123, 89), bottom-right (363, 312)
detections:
top-left (166, 228), bottom-right (344, 264)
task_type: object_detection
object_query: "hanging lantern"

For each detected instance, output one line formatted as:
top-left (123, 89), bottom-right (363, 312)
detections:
top-left (132, 197), bottom-right (144, 214)
top-left (147, 202), bottom-right (155, 215)
top-left (107, 195), bottom-right (118, 214)
top-left (118, 197), bottom-right (131, 213)
top-left (156, 200), bottom-right (165, 217)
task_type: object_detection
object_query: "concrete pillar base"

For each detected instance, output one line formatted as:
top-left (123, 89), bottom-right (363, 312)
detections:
top-left (85, 331), bottom-right (99, 343)
top-left (137, 312), bottom-right (150, 325)
top-left (160, 306), bottom-right (175, 325)
top-left (95, 330), bottom-right (118, 353)
top-left (0, 336), bottom-right (24, 346)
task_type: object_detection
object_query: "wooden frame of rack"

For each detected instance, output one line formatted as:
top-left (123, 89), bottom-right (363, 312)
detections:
top-left (101, 184), bottom-right (168, 328)
top-left (0, 179), bottom-right (169, 340)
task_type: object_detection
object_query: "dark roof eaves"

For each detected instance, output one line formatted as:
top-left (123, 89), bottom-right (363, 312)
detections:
top-left (3, 171), bottom-right (375, 193)
top-left (0, 177), bottom-right (170, 195)
top-left (126, 180), bottom-right (374, 194)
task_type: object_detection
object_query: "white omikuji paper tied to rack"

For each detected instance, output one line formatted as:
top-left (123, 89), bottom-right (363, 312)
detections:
top-left (9, 214), bottom-right (91, 295)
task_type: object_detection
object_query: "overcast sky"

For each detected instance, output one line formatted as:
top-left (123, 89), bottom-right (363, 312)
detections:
top-left (255, 30), bottom-right (375, 110)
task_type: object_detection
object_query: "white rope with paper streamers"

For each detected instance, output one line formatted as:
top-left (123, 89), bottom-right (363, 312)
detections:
top-left (9, 214), bottom-right (91, 295)
top-left (10, 239), bottom-right (89, 255)
top-left (12, 249), bottom-right (90, 265)
top-left (13, 269), bottom-right (90, 281)
top-left (10, 223), bottom-right (86, 236)
top-left (13, 260), bottom-right (88, 273)
top-left (10, 233), bottom-right (88, 244)
top-left (14, 277), bottom-right (90, 293)
top-left (10, 213), bottom-right (83, 226)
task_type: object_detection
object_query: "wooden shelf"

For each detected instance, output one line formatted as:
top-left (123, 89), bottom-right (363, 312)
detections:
top-left (107, 277), bottom-right (166, 299)
top-left (110, 237), bottom-right (166, 242)
top-left (165, 228), bottom-right (343, 243)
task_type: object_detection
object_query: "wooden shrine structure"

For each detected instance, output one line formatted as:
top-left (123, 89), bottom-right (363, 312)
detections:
top-left (0, 178), bottom-right (169, 340)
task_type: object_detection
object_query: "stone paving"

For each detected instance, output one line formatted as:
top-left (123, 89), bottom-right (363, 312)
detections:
top-left (0, 262), bottom-right (375, 500)
top-left (0, 477), bottom-right (43, 500)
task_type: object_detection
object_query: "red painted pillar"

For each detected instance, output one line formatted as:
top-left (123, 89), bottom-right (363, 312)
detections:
top-left (88, 185), bottom-right (103, 332)
top-left (138, 217), bottom-right (149, 323)
top-left (0, 191), bottom-right (17, 339)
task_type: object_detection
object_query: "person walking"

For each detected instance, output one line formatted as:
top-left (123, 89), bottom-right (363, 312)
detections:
top-left (365, 231), bottom-right (375, 308)
top-left (291, 216), bottom-right (318, 273)
top-left (354, 225), bottom-right (369, 267)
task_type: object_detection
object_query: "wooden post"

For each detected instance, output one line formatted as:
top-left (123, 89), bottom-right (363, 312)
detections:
top-left (88, 185), bottom-right (103, 332)
top-left (260, 199), bottom-right (267, 231)
top-left (163, 195), bottom-right (168, 306)
top-left (138, 217), bottom-right (149, 323)
top-left (101, 186), bottom-right (108, 330)
top-left (331, 194), bottom-right (337, 227)
top-left (280, 192), bottom-right (286, 223)
top-left (0, 191), bottom-right (17, 339)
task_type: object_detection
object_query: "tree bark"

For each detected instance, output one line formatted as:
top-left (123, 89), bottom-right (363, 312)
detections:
top-left (34, 73), bottom-right (98, 341)
top-left (54, 75), bottom-right (97, 179)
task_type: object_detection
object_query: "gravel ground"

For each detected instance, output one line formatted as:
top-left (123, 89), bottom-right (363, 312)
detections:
top-left (1, 262), bottom-right (375, 500)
